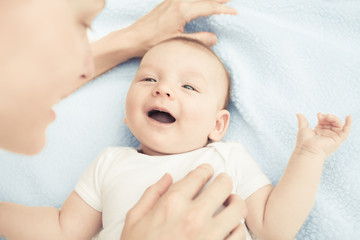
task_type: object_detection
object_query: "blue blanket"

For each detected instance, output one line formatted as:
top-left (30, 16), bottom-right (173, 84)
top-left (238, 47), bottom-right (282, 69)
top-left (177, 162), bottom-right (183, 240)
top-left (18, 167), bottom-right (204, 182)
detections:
top-left (1, 0), bottom-right (359, 239)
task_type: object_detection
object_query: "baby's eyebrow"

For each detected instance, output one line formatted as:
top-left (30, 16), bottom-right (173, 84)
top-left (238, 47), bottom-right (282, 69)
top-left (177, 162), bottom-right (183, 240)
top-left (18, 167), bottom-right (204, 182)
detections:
top-left (181, 70), bottom-right (207, 84)
top-left (138, 63), bottom-right (157, 70)
top-left (134, 66), bottom-right (159, 80)
top-left (137, 64), bottom-right (160, 75)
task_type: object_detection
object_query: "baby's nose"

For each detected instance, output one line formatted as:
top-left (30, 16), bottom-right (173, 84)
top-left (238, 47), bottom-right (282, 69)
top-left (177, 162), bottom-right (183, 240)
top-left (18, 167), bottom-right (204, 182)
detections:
top-left (155, 90), bottom-right (171, 97)
top-left (153, 84), bottom-right (175, 99)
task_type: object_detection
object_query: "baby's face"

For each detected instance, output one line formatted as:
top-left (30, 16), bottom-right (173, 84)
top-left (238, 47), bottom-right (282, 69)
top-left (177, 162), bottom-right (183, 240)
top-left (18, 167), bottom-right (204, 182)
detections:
top-left (125, 40), bottom-right (229, 156)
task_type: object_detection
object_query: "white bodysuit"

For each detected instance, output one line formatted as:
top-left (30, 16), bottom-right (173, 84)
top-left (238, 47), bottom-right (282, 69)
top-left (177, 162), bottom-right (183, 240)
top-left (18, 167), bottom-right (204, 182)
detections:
top-left (75, 142), bottom-right (271, 239)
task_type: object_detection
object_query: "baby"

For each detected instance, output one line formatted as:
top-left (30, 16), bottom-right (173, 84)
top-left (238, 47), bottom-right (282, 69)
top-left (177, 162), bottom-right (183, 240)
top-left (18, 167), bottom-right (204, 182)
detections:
top-left (0, 37), bottom-right (352, 240)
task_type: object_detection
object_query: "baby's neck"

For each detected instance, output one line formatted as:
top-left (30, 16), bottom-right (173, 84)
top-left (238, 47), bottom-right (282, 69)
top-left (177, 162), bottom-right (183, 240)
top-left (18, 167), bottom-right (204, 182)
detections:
top-left (139, 144), bottom-right (207, 156)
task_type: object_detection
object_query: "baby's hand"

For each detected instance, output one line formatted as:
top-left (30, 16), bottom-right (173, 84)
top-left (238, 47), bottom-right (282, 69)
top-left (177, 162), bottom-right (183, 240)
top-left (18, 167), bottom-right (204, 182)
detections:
top-left (295, 113), bottom-right (352, 158)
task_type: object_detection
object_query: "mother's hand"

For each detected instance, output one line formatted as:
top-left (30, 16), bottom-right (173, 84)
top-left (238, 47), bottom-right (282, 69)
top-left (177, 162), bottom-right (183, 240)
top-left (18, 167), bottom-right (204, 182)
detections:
top-left (127, 0), bottom-right (238, 56)
top-left (121, 164), bottom-right (247, 240)
top-left (92, 0), bottom-right (236, 79)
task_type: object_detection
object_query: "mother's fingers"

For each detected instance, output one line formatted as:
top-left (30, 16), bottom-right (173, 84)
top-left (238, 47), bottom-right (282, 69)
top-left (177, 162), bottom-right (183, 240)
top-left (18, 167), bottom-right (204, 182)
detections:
top-left (125, 173), bottom-right (173, 224)
top-left (167, 164), bottom-right (214, 200)
top-left (182, 31), bottom-right (218, 47)
top-left (203, 193), bottom-right (247, 239)
top-left (185, 0), bottom-right (237, 21)
top-left (180, 0), bottom-right (232, 4)
top-left (225, 224), bottom-right (246, 240)
top-left (195, 173), bottom-right (233, 214)
top-left (214, 194), bottom-right (247, 232)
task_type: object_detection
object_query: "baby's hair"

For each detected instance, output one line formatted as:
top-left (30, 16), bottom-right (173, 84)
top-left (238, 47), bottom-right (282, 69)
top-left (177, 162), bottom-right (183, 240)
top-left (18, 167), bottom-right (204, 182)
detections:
top-left (157, 36), bottom-right (231, 109)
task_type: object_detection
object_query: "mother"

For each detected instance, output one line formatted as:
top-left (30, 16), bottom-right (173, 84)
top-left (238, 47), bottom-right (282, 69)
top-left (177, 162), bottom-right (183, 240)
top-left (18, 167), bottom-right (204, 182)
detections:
top-left (0, 0), bottom-right (247, 239)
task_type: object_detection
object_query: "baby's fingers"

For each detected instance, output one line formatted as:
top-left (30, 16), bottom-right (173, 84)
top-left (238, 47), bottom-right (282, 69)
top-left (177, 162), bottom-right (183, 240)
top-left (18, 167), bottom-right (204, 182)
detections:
top-left (317, 113), bottom-right (352, 140)
top-left (296, 113), bottom-right (309, 130)
top-left (317, 113), bottom-right (342, 128)
top-left (339, 115), bottom-right (352, 140)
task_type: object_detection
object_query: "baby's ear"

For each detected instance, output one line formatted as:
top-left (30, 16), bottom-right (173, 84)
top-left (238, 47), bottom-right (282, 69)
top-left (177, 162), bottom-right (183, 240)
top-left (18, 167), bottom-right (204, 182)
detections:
top-left (208, 109), bottom-right (230, 142)
top-left (123, 117), bottom-right (128, 125)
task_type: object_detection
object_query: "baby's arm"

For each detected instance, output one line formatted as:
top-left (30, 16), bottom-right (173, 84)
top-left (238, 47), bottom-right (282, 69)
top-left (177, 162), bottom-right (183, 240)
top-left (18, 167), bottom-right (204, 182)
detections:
top-left (0, 191), bottom-right (102, 240)
top-left (245, 113), bottom-right (352, 240)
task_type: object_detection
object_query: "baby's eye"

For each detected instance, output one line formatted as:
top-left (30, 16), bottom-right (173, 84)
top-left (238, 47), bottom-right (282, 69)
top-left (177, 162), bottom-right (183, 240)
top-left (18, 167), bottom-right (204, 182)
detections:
top-left (183, 85), bottom-right (196, 91)
top-left (144, 78), bottom-right (157, 82)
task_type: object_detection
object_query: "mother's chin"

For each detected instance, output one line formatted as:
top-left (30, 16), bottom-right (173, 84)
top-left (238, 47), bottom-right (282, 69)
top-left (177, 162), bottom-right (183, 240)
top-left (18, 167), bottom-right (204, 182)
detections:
top-left (0, 121), bottom-right (49, 156)
top-left (6, 135), bottom-right (47, 156)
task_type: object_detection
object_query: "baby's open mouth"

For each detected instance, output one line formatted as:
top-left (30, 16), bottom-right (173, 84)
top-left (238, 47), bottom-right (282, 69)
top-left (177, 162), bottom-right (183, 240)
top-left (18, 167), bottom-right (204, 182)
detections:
top-left (148, 110), bottom-right (176, 124)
